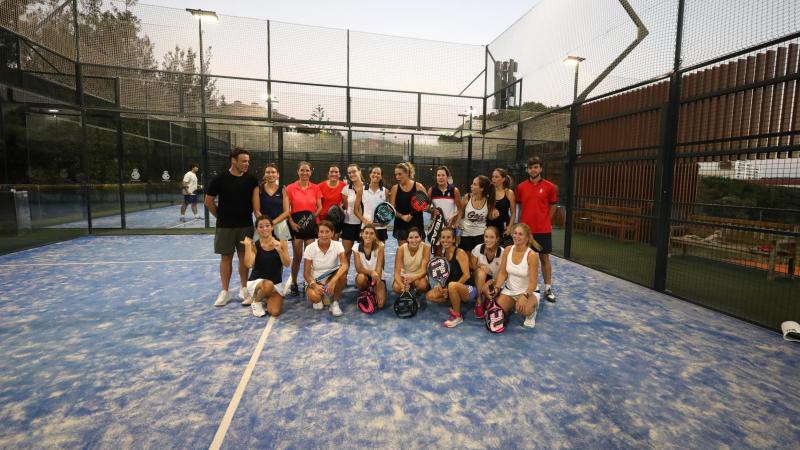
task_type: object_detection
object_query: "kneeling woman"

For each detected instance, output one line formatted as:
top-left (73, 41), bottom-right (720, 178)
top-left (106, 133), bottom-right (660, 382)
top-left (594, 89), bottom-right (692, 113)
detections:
top-left (353, 225), bottom-right (387, 309)
top-left (242, 216), bottom-right (291, 317)
top-left (425, 227), bottom-right (475, 328)
top-left (470, 226), bottom-right (503, 319)
top-left (303, 220), bottom-right (349, 317)
top-left (392, 227), bottom-right (430, 296)
top-left (488, 223), bottom-right (540, 328)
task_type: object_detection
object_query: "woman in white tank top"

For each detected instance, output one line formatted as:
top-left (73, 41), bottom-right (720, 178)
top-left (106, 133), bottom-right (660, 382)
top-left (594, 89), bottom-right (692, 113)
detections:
top-left (458, 175), bottom-right (495, 253)
top-left (489, 223), bottom-right (540, 329)
top-left (353, 225), bottom-right (387, 309)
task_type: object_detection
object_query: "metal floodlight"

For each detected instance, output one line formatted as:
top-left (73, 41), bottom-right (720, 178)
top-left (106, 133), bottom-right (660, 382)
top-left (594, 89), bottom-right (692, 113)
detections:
top-left (563, 55), bottom-right (586, 65)
top-left (47, 109), bottom-right (60, 113)
top-left (186, 8), bottom-right (218, 21)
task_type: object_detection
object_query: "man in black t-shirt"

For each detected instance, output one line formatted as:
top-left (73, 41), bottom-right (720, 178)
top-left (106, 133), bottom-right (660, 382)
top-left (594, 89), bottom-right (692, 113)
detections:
top-left (204, 148), bottom-right (261, 307)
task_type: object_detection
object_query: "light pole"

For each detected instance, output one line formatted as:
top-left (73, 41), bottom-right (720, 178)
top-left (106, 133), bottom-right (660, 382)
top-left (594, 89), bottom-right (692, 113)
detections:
top-left (187, 8), bottom-right (217, 228)
top-left (563, 55), bottom-right (586, 102)
top-left (458, 113), bottom-right (468, 138)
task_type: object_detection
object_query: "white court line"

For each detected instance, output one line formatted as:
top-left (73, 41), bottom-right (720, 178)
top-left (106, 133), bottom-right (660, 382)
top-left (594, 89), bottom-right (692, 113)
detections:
top-left (0, 258), bottom-right (218, 268)
top-left (209, 315), bottom-right (276, 450)
top-left (168, 218), bottom-right (205, 229)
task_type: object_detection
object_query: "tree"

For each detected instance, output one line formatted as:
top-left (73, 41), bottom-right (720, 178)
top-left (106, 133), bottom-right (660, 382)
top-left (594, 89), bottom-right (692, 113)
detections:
top-left (160, 45), bottom-right (219, 109)
top-left (310, 104), bottom-right (327, 128)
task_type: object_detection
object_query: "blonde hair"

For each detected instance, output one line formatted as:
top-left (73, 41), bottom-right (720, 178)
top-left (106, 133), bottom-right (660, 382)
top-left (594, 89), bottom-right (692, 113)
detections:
top-left (395, 161), bottom-right (416, 180)
top-left (512, 222), bottom-right (537, 249)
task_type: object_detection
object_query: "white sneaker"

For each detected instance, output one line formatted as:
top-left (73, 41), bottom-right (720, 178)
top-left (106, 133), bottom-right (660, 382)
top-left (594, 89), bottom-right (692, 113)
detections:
top-left (312, 301), bottom-right (324, 310)
top-left (523, 307), bottom-right (538, 328)
top-left (239, 287), bottom-right (251, 302)
top-left (214, 290), bottom-right (231, 307)
top-left (251, 301), bottom-right (266, 317)
top-left (330, 301), bottom-right (343, 317)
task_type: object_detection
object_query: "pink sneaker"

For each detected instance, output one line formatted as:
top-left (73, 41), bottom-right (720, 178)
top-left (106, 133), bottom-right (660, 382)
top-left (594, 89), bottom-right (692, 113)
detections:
top-left (474, 301), bottom-right (485, 319)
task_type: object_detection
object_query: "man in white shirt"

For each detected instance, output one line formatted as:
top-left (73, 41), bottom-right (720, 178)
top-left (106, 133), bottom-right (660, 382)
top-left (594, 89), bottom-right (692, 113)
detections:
top-left (181, 163), bottom-right (201, 221)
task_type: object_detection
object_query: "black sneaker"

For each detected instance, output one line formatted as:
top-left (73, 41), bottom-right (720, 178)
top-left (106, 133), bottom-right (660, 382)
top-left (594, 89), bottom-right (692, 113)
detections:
top-left (290, 283), bottom-right (300, 297)
top-left (544, 288), bottom-right (556, 303)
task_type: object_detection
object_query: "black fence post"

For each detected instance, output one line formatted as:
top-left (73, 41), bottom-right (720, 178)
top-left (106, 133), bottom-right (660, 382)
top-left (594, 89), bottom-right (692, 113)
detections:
top-left (563, 104), bottom-right (579, 259)
top-left (72, 0), bottom-right (91, 233)
top-left (278, 127), bottom-right (284, 181)
top-left (467, 135), bottom-right (473, 182)
top-left (410, 134), bottom-right (415, 164)
top-left (115, 77), bottom-right (126, 228)
top-left (654, 0), bottom-right (686, 292)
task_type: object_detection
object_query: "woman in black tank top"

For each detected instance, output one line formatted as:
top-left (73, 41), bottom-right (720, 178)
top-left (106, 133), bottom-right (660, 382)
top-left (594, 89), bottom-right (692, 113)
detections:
top-left (488, 168), bottom-right (517, 236)
top-left (389, 162), bottom-right (426, 246)
top-left (242, 216), bottom-right (291, 317)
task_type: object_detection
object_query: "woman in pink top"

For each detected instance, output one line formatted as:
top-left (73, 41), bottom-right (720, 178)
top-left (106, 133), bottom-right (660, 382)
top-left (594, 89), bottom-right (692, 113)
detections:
top-left (286, 161), bottom-right (322, 297)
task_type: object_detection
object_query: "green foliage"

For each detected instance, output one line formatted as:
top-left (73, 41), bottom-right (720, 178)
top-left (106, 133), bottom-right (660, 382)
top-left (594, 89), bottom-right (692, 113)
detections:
top-left (697, 176), bottom-right (800, 222)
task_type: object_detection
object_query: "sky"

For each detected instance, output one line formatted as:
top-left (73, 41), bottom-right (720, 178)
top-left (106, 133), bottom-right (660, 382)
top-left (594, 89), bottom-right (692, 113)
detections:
top-left (153, 0), bottom-right (539, 46)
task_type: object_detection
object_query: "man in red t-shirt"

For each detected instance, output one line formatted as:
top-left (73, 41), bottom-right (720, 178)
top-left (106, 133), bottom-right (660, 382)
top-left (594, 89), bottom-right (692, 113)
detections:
top-left (516, 156), bottom-right (558, 303)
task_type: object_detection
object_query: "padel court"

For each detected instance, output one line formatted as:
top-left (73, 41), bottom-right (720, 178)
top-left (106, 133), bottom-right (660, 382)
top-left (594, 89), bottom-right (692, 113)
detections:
top-left (1, 235), bottom-right (798, 449)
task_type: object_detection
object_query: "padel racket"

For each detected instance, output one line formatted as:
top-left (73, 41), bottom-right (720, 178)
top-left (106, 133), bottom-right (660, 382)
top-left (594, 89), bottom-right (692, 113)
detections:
top-left (373, 201), bottom-right (396, 224)
top-left (293, 211), bottom-right (316, 236)
top-left (357, 280), bottom-right (377, 314)
top-left (427, 255), bottom-right (450, 289)
top-left (426, 207), bottom-right (445, 247)
top-left (484, 286), bottom-right (506, 334)
top-left (327, 204), bottom-right (345, 226)
top-left (314, 265), bottom-right (340, 306)
top-left (410, 190), bottom-right (431, 212)
top-left (393, 288), bottom-right (418, 318)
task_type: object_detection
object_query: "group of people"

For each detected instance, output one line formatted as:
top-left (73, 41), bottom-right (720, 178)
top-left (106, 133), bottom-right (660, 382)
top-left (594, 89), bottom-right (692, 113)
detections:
top-left (203, 147), bottom-right (559, 330)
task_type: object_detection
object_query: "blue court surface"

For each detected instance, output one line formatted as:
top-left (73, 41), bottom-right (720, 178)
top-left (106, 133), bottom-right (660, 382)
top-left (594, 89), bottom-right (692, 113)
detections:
top-left (0, 235), bottom-right (798, 449)
top-left (52, 205), bottom-right (216, 229)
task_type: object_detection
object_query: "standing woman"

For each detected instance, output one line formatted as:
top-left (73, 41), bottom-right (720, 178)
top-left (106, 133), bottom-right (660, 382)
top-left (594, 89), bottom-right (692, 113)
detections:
top-left (457, 175), bottom-right (495, 253)
top-left (341, 164), bottom-right (366, 262)
top-left (255, 163), bottom-right (291, 241)
top-left (487, 168), bottom-right (516, 238)
top-left (303, 220), bottom-right (349, 317)
top-left (427, 165), bottom-right (462, 228)
top-left (286, 161), bottom-right (323, 296)
top-left (242, 216), bottom-right (291, 317)
top-left (488, 223), bottom-right (540, 329)
top-left (361, 166), bottom-right (390, 242)
top-left (353, 225), bottom-right (388, 309)
top-left (470, 226), bottom-right (503, 319)
top-left (318, 165), bottom-right (346, 237)
top-left (392, 227), bottom-right (431, 296)
top-left (389, 162), bottom-right (426, 246)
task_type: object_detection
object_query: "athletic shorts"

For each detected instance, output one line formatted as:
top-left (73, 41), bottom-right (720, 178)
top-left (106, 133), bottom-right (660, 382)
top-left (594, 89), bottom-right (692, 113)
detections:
top-left (214, 226), bottom-right (253, 255)
top-left (458, 235), bottom-right (484, 253)
top-left (500, 289), bottom-right (541, 303)
top-left (341, 223), bottom-right (362, 242)
top-left (246, 279), bottom-right (286, 298)
top-left (532, 233), bottom-right (552, 254)
top-left (183, 194), bottom-right (197, 204)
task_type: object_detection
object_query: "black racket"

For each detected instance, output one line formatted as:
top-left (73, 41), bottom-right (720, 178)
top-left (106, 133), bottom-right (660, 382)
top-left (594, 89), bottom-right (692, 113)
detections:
top-left (410, 191), bottom-right (431, 212)
top-left (426, 207), bottom-right (445, 246)
top-left (427, 256), bottom-right (450, 289)
top-left (327, 204), bottom-right (345, 225)
top-left (293, 211), bottom-right (316, 236)
top-left (373, 202), bottom-right (396, 224)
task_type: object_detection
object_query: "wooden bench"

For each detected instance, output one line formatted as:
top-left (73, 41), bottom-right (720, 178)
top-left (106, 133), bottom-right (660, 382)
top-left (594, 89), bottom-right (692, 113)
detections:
top-left (574, 203), bottom-right (642, 242)
top-left (669, 215), bottom-right (798, 280)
